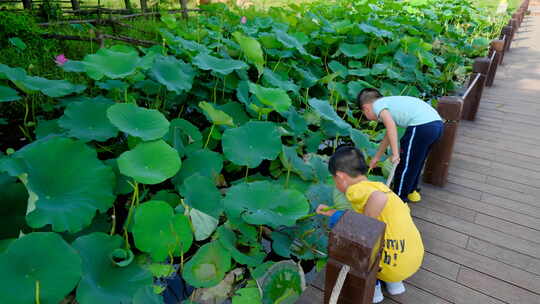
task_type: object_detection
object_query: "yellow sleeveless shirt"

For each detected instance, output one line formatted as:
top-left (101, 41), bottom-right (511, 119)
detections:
top-left (346, 181), bottom-right (424, 282)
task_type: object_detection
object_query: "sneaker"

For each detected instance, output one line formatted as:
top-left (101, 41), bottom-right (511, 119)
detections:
top-left (385, 281), bottom-right (406, 295)
top-left (373, 281), bottom-right (384, 303)
top-left (407, 191), bottom-right (422, 203)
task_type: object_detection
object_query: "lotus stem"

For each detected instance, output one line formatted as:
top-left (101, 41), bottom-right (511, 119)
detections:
top-left (123, 181), bottom-right (139, 249)
top-left (35, 281), bottom-right (40, 304)
top-left (244, 166), bottom-right (249, 182)
top-left (204, 124), bottom-right (214, 149)
top-left (285, 167), bottom-right (291, 189)
top-left (110, 205), bottom-right (116, 236)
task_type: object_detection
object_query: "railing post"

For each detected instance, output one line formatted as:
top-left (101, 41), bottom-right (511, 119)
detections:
top-left (324, 211), bottom-right (385, 304)
top-left (461, 58), bottom-right (490, 120)
top-left (486, 40), bottom-right (504, 87)
top-left (509, 18), bottom-right (518, 48)
top-left (423, 97), bottom-right (463, 187)
top-left (500, 25), bottom-right (513, 63)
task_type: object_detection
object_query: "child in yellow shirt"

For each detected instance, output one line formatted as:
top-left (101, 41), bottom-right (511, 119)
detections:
top-left (317, 146), bottom-right (424, 303)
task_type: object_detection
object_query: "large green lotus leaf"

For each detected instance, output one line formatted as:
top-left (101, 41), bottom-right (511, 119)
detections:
top-left (280, 146), bottom-right (314, 180)
top-left (328, 61), bottom-right (349, 78)
top-left (0, 239), bottom-right (14, 253)
top-left (151, 190), bottom-right (181, 207)
top-left (0, 173), bottom-right (28, 239)
top-left (179, 174), bottom-right (223, 218)
top-left (190, 208), bottom-right (219, 241)
top-left (0, 232), bottom-right (82, 304)
top-left (118, 140), bottom-right (181, 185)
top-left (35, 119), bottom-right (65, 139)
top-left (308, 98), bottom-right (351, 131)
top-left (262, 68), bottom-right (299, 93)
top-left (133, 201), bottom-right (193, 262)
top-left (150, 55), bottom-right (195, 94)
top-left (395, 50), bottom-right (419, 70)
top-left (260, 260), bottom-right (304, 304)
top-left (133, 286), bottom-right (164, 304)
top-left (175, 149), bottom-right (223, 185)
top-left (14, 137), bottom-right (115, 233)
top-left (350, 128), bottom-right (372, 151)
top-left (15, 76), bottom-right (86, 98)
top-left (339, 43), bottom-right (368, 59)
top-left (232, 32), bottom-right (265, 73)
top-left (249, 83), bottom-right (291, 113)
top-left (218, 102), bottom-right (250, 125)
top-left (223, 181), bottom-right (309, 228)
top-left (274, 29), bottom-right (309, 56)
top-left (73, 233), bottom-right (153, 304)
top-left (193, 53), bottom-right (248, 75)
top-left (358, 23), bottom-right (393, 38)
top-left (0, 85), bottom-right (20, 102)
top-left (217, 226), bottom-right (266, 267)
top-left (182, 241), bottom-right (231, 288)
top-left (286, 110), bottom-right (308, 136)
top-left (83, 45), bottom-right (140, 80)
top-left (104, 159), bottom-right (133, 195)
top-left (107, 103), bottom-right (170, 141)
top-left (271, 231), bottom-right (293, 258)
top-left (222, 121), bottom-right (282, 168)
top-left (199, 101), bottom-right (234, 126)
top-left (232, 287), bottom-right (262, 304)
top-left (164, 118), bottom-right (203, 157)
top-left (58, 100), bottom-right (118, 142)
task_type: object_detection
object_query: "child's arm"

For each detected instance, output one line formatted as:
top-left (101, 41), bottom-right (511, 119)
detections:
top-left (379, 110), bottom-right (400, 164)
top-left (364, 191), bottom-right (388, 218)
top-left (370, 133), bottom-right (390, 169)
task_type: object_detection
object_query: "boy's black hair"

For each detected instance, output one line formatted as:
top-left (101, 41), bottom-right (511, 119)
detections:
top-left (357, 88), bottom-right (383, 106)
top-left (328, 146), bottom-right (368, 177)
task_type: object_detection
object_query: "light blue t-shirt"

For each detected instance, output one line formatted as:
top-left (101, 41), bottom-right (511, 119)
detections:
top-left (372, 96), bottom-right (441, 127)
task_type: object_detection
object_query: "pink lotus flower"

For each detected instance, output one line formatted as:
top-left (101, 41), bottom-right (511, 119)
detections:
top-left (241, 16), bottom-right (247, 24)
top-left (55, 54), bottom-right (68, 66)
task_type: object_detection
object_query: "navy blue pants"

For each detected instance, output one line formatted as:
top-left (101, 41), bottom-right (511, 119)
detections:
top-left (393, 120), bottom-right (443, 202)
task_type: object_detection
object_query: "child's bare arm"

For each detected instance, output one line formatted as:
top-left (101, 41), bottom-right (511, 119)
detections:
top-left (364, 191), bottom-right (388, 218)
top-left (379, 110), bottom-right (400, 164)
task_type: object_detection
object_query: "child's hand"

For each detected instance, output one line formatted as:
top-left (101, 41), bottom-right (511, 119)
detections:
top-left (391, 154), bottom-right (400, 165)
top-left (316, 204), bottom-right (337, 216)
top-left (369, 156), bottom-right (380, 169)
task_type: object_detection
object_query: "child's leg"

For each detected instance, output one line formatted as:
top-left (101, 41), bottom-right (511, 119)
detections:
top-left (393, 121), bottom-right (443, 202)
top-left (410, 121), bottom-right (444, 192)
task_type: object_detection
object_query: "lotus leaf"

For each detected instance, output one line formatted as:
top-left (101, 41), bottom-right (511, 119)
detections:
top-left (0, 173), bottom-right (28, 238)
top-left (190, 208), bottom-right (219, 241)
top-left (83, 45), bottom-right (140, 80)
top-left (107, 103), bottom-right (170, 141)
top-left (308, 98), bottom-right (350, 131)
top-left (262, 68), bottom-right (299, 92)
top-left (133, 201), bottom-right (193, 261)
top-left (151, 190), bottom-right (181, 207)
top-left (232, 287), bottom-right (262, 304)
top-left (222, 121), bottom-right (282, 168)
top-left (193, 53), bottom-right (248, 75)
top-left (0, 85), bottom-right (20, 102)
top-left (199, 101), bottom-right (235, 126)
top-left (164, 118), bottom-right (203, 157)
top-left (175, 149), bottom-right (223, 185)
top-left (0, 232), bottom-right (82, 304)
top-left (217, 226), bottom-right (266, 266)
top-left (259, 260), bottom-right (304, 304)
top-left (118, 140), bottom-right (181, 185)
top-left (59, 100), bottom-right (118, 142)
top-left (133, 286), bottom-right (165, 304)
top-left (150, 55), bottom-right (195, 94)
top-left (339, 43), bottom-right (369, 59)
top-left (179, 174), bottom-right (223, 218)
top-left (249, 83), bottom-right (291, 113)
top-left (232, 32), bottom-right (265, 73)
top-left (14, 137), bottom-right (115, 233)
top-left (73, 233), bottom-right (153, 304)
top-left (182, 241), bottom-right (231, 288)
top-left (223, 181), bottom-right (309, 228)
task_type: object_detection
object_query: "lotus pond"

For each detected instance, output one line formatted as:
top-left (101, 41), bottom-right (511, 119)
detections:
top-left (0, 0), bottom-right (510, 303)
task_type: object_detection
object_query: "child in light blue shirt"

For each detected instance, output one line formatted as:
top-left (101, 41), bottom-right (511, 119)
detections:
top-left (358, 88), bottom-right (443, 203)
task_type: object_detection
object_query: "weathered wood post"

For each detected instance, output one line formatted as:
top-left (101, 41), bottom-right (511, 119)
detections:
top-left (486, 40), bottom-right (505, 87)
top-left (500, 25), bottom-right (513, 63)
top-left (461, 58), bottom-right (490, 121)
top-left (180, 0), bottom-right (189, 19)
top-left (70, 0), bottom-right (80, 11)
top-left (423, 97), bottom-right (463, 186)
top-left (509, 18), bottom-right (518, 47)
top-left (22, 0), bottom-right (32, 10)
top-left (324, 211), bottom-right (385, 304)
top-left (140, 0), bottom-right (148, 12)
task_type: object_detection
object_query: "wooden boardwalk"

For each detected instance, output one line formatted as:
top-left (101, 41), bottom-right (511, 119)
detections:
top-left (299, 9), bottom-right (540, 304)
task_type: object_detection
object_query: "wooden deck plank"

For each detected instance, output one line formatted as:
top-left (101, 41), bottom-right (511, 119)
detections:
top-left (457, 267), bottom-right (540, 304)
top-left (406, 269), bottom-right (506, 304)
top-left (474, 213), bottom-right (540, 244)
top-left (387, 282), bottom-right (452, 304)
top-left (412, 206), bottom-right (540, 257)
top-left (422, 237), bottom-right (540, 293)
top-left (413, 217), bottom-right (469, 248)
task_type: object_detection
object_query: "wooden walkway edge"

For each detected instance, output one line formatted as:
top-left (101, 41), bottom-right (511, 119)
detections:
top-left (298, 7), bottom-right (540, 304)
